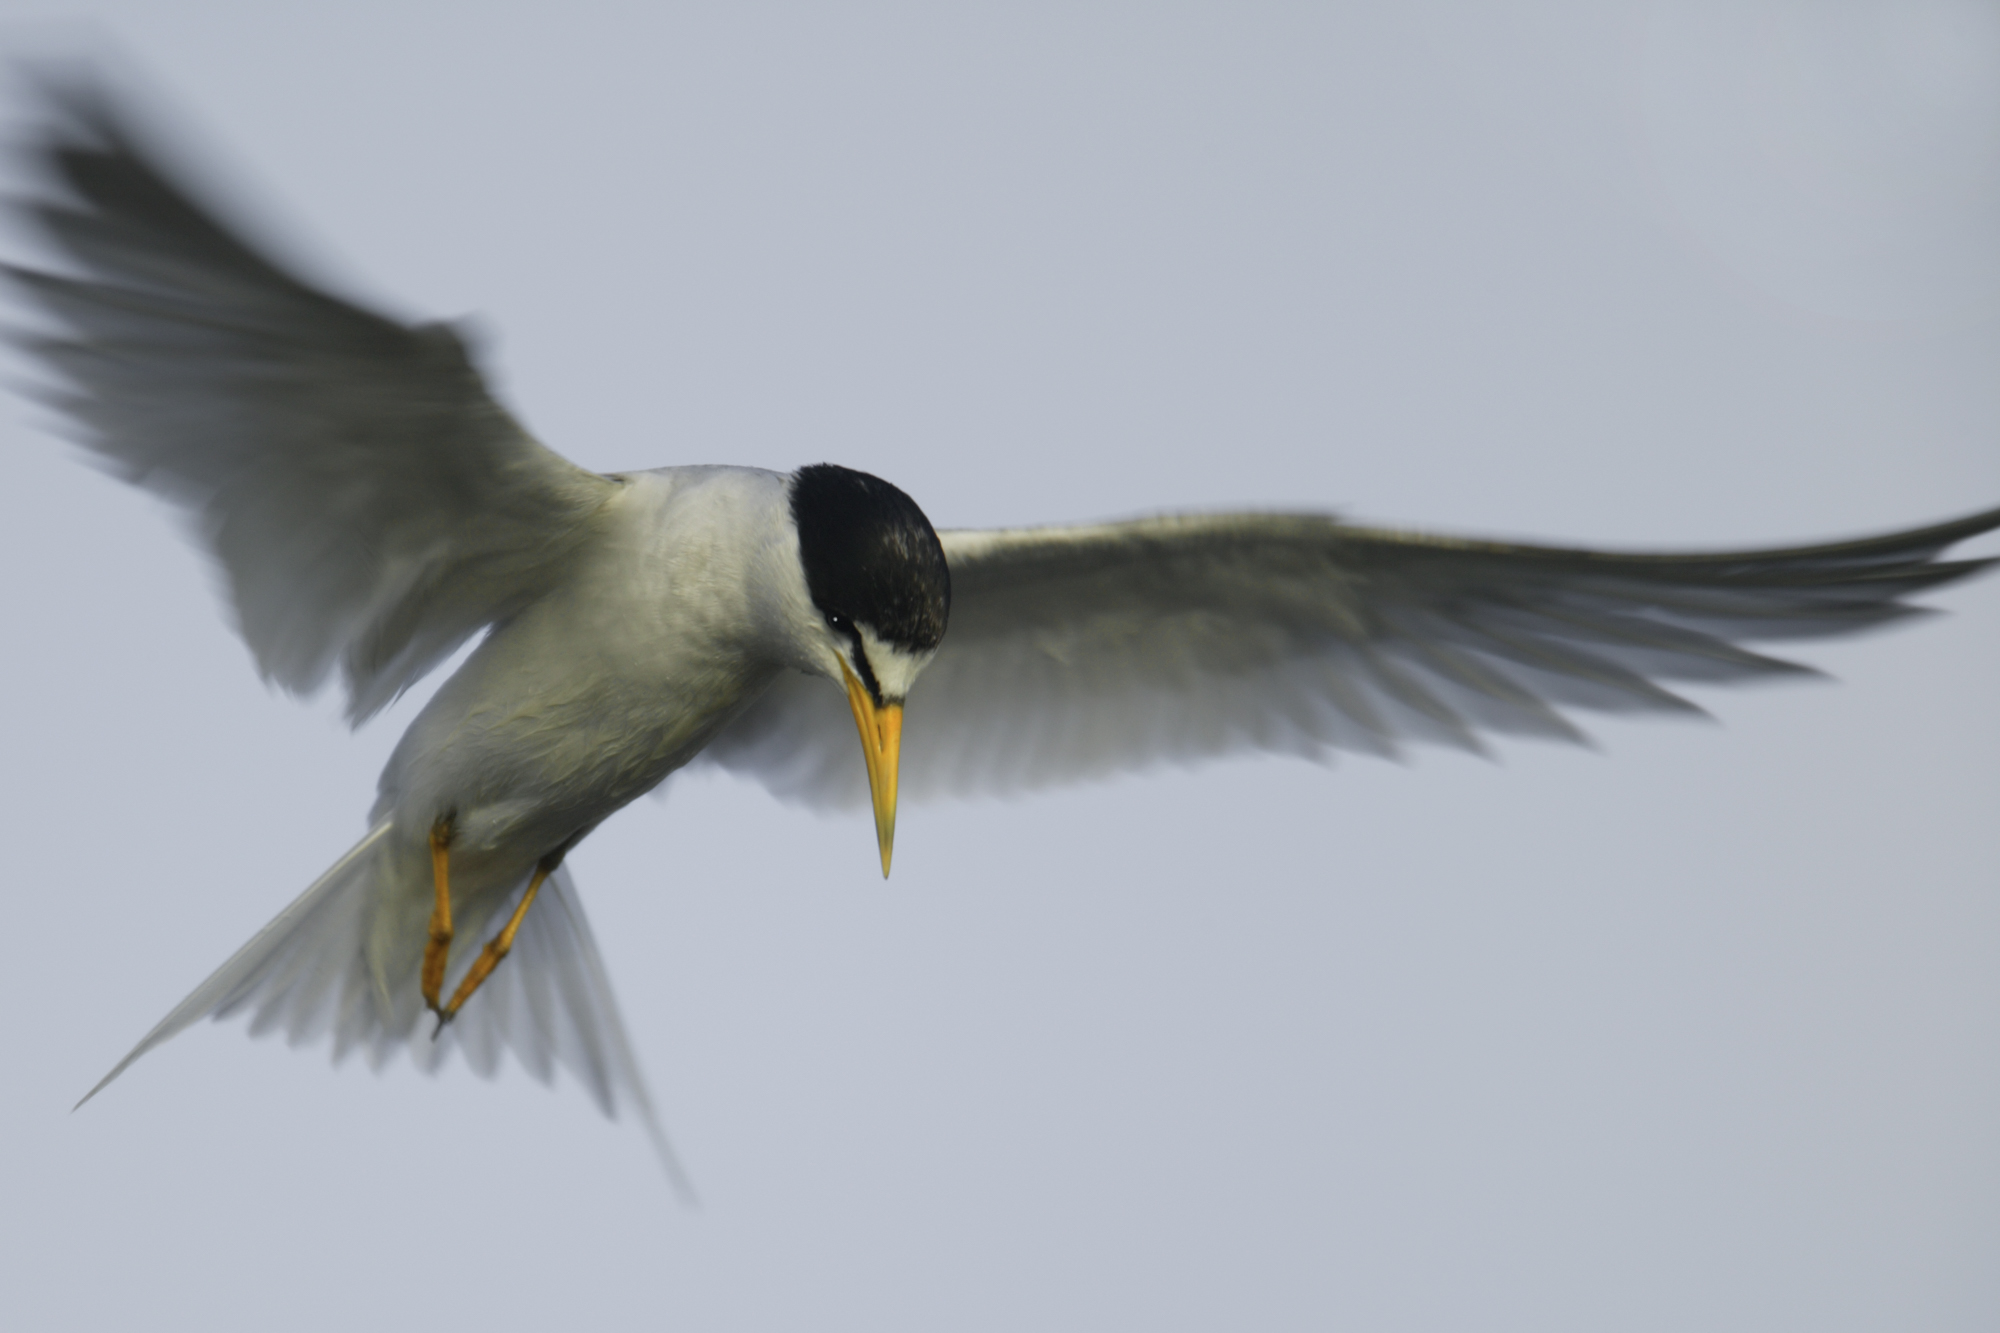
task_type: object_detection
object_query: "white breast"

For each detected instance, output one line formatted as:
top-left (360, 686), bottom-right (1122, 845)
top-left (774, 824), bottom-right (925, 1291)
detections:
top-left (373, 465), bottom-right (825, 860)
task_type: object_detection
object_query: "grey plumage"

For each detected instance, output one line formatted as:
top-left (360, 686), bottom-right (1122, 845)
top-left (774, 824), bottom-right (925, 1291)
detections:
top-left (9, 75), bottom-right (1995, 1185)
top-left (8, 84), bottom-right (618, 724)
top-left (76, 826), bottom-right (678, 1190)
top-left (703, 509), bottom-right (1999, 806)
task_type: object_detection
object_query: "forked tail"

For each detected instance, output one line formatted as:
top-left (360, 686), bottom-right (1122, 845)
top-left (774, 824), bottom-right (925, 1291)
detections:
top-left (77, 821), bottom-right (696, 1201)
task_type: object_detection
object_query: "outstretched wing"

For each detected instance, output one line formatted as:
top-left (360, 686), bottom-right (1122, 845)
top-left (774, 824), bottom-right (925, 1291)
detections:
top-left (6, 79), bottom-right (618, 721)
top-left (701, 505), bottom-right (2000, 807)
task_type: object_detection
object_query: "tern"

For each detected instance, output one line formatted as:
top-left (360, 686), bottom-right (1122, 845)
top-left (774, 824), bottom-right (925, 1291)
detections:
top-left (14, 82), bottom-right (1998, 1192)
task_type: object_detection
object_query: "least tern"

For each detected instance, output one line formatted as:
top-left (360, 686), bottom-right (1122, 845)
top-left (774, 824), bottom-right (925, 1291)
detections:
top-left (14, 81), bottom-right (1998, 1192)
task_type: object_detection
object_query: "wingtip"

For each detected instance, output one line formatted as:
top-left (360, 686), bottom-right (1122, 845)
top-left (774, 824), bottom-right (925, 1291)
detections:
top-left (9, 57), bottom-right (135, 165)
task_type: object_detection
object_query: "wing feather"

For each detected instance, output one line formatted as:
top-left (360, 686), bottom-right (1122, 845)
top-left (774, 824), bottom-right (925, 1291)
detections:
top-left (7, 79), bottom-right (617, 721)
top-left (702, 506), bottom-right (2000, 807)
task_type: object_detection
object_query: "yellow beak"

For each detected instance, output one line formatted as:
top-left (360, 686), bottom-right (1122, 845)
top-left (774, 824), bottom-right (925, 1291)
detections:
top-left (840, 660), bottom-right (905, 878)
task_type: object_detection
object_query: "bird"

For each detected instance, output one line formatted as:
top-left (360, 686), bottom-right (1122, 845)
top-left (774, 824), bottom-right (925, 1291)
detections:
top-left (11, 77), bottom-right (1998, 1195)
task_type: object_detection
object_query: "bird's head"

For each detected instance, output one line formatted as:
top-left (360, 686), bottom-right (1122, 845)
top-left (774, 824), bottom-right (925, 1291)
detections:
top-left (789, 464), bottom-right (950, 877)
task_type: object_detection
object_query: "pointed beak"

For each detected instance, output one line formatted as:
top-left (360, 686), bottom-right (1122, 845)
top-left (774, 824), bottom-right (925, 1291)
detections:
top-left (839, 660), bottom-right (905, 878)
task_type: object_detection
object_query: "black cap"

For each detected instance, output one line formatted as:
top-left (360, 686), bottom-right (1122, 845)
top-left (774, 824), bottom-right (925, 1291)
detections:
top-left (790, 464), bottom-right (950, 664)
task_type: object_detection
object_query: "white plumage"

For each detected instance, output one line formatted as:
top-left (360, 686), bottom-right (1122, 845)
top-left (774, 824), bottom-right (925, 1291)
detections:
top-left (11, 78), bottom-right (1996, 1192)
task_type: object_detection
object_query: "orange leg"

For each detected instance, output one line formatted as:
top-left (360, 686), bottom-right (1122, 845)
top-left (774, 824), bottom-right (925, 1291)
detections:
top-left (420, 819), bottom-right (455, 1017)
top-left (438, 852), bottom-right (560, 1027)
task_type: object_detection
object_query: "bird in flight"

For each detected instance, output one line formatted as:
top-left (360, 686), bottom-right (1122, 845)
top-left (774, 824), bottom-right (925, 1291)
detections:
top-left (12, 78), bottom-right (1996, 1195)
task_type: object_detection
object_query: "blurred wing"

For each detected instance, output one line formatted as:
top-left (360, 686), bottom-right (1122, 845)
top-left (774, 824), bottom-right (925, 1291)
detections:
top-left (702, 506), bottom-right (2000, 807)
top-left (6, 80), bottom-right (618, 721)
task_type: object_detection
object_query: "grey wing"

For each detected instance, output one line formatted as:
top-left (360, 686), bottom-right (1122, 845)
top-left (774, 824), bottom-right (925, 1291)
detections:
top-left (6, 79), bottom-right (618, 721)
top-left (701, 505), bottom-right (2000, 808)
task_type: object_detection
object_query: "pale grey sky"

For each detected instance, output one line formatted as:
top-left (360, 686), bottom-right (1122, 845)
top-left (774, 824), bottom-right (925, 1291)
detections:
top-left (1, 3), bottom-right (1996, 1330)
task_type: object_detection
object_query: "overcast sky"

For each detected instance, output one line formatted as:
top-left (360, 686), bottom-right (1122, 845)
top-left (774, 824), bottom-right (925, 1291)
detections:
top-left (2, 3), bottom-right (1997, 1330)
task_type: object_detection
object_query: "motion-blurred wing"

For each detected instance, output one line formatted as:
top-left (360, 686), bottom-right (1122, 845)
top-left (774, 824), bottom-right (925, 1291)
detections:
top-left (6, 80), bottom-right (617, 721)
top-left (702, 506), bottom-right (2000, 807)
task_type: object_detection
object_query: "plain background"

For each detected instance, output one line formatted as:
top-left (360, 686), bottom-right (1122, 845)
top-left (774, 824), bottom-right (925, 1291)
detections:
top-left (1, 3), bottom-right (1996, 1330)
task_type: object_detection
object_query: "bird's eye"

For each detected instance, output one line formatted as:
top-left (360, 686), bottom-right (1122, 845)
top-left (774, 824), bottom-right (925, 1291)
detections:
top-left (828, 613), bottom-right (848, 630)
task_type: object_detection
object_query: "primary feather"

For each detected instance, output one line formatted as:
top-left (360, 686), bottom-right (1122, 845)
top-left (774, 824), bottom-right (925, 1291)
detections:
top-left (6, 81), bottom-right (704, 1182)
top-left (7, 81), bottom-right (617, 722)
top-left (10, 75), bottom-right (1996, 1192)
top-left (701, 508), bottom-right (2000, 806)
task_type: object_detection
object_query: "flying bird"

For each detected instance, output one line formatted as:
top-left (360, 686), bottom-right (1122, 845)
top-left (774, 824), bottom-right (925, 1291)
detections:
top-left (12, 80), bottom-right (1997, 1194)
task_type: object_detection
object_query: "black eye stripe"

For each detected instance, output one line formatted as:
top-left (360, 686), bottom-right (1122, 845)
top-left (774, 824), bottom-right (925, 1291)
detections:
top-left (842, 623), bottom-right (884, 706)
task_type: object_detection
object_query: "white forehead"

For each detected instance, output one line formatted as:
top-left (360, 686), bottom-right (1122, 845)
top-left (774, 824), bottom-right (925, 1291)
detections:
top-left (853, 621), bottom-right (934, 701)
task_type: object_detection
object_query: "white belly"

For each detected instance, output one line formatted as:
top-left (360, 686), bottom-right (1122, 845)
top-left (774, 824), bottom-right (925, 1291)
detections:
top-left (370, 465), bottom-right (819, 878)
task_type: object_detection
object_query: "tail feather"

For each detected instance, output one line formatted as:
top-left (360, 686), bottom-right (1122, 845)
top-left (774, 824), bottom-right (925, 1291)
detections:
top-left (76, 823), bottom-right (392, 1109)
top-left (78, 820), bottom-right (696, 1201)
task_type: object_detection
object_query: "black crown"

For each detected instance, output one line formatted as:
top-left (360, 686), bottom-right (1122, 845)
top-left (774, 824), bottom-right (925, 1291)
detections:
top-left (790, 464), bottom-right (950, 660)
